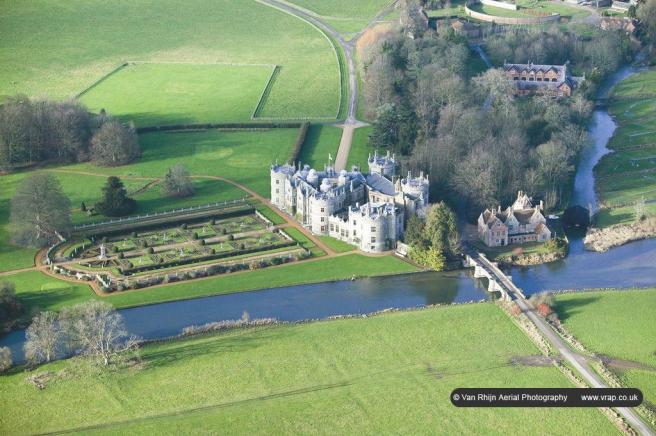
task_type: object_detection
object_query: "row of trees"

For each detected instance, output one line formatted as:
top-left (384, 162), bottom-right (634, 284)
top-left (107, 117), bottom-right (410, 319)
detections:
top-left (0, 97), bottom-right (139, 169)
top-left (24, 301), bottom-right (138, 367)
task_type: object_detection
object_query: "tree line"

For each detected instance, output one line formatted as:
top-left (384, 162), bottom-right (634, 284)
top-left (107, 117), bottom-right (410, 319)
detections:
top-left (0, 96), bottom-right (139, 169)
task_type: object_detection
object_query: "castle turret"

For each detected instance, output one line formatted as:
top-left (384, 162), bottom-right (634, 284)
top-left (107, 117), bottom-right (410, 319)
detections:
top-left (368, 150), bottom-right (396, 178)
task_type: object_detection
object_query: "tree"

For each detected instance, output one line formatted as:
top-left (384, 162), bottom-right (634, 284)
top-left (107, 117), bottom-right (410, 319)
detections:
top-left (400, 0), bottom-right (428, 39)
top-left (409, 246), bottom-right (446, 271)
top-left (0, 347), bottom-right (11, 373)
top-left (24, 311), bottom-right (63, 365)
top-left (637, 0), bottom-right (656, 47)
top-left (95, 176), bottom-right (136, 217)
top-left (0, 282), bottom-right (23, 331)
top-left (163, 164), bottom-right (194, 197)
top-left (65, 301), bottom-right (138, 366)
top-left (10, 173), bottom-right (71, 247)
top-left (424, 202), bottom-right (459, 257)
top-left (90, 119), bottom-right (140, 166)
top-left (404, 215), bottom-right (427, 249)
top-left (634, 197), bottom-right (647, 222)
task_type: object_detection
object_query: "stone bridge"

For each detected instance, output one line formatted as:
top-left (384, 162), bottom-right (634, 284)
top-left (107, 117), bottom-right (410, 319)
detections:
top-left (462, 248), bottom-right (527, 302)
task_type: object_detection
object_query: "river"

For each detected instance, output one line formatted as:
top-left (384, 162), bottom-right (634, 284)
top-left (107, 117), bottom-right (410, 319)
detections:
top-left (2, 63), bottom-right (656, 363)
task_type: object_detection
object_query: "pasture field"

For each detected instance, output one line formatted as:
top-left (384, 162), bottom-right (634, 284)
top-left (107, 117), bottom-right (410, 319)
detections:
top-left (80, 63), bottom-right (274, 126)
top-left (64, 128), bottom-right (299, 197)
top-left (104, 253), bottom-right (418, 308)
top-left (0, 0), bottom-right (339, 119)
top-left (297, 125), bottom-right (342, 168)
top-left (0, 304), bottom-right (617, 434)
top-left (554, 289), bottom-right (656, 405)
top-left (595, 70), bottom-right (656, 227)
top-left (288, 0), bottom-right (395, 34)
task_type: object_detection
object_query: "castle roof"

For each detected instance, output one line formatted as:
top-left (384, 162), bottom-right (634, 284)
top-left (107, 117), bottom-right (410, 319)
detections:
top-left (366, 173), bottom-right (396, 196)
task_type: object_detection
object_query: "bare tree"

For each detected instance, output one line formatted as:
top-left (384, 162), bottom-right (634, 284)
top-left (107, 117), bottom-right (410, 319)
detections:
top-left (163, 164), bottom-right (194, 198)
top-left (10, 173), bottom-right (71, 247)
top-left (90, 119), bottom-right (140, 167)
top-left (0, 346), bottom-right (11, 373)
top-left (634, 197), bottom-right (647, 222)
top-left (66, 301), bottom-right (138, 366)
top-left (24, 311), bottom-right (63, 365)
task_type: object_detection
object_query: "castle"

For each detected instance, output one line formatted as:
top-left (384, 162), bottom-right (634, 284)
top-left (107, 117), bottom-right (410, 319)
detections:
top-left (478, 191), bottom-right (552, 247)
top-left (504, 62), bottom-right (584, 97)
top-left (271, 151), bottom-right (429, 252)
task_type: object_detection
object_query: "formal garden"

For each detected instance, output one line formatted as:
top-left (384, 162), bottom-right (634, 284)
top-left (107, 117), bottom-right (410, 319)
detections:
top-left (51, 210), bottom-right (308, 292)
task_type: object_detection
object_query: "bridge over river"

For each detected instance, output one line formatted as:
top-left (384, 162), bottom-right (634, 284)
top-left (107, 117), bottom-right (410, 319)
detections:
top-left (463, 245), bottom-right (655, 436)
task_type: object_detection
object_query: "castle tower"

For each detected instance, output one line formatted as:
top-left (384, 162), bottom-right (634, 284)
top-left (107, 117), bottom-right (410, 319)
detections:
top-left (368, 150), bottom-right (396, 179)
top-left (270, 164), bottom-right (295, 211)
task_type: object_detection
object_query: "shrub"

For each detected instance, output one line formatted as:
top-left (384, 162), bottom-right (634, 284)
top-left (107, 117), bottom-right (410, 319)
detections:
top-left (180, 223), bottom-right (187, 230)
top-left (221, 228), bottom-right (227, 235)
top-left (140, 240), bottom-right (148, 248)
top-left (227, 234), bottom-right (234, 241)
top-left (117, 252), bottom-right (125, 259)
top-left (239, 243), bottom-right (245, 250)
top-left (192, 232), bottom-right (198, 240)
top-left (131, 231), bottom-right (138, 238)
top-left (110, 245), bottom-right (119, 253)
top-left (271, 257), bottom-right (283, 265)
top-left (0, 347), bottom-right (12, 373)
top-left (197, 239), bottom-right (206, 246)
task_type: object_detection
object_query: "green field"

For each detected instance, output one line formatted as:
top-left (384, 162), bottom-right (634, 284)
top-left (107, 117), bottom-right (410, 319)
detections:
top-left (1, 271), bottom-right (96, 318)
top-left (297, 124), bottom-right (342, 168)
top-left (595, 70), bottom-right (656, 227)
top-left (554, 289), bottom-right (656, 405)
top-left (288, 0), bottom-right (395, 34)
top-left (317, 235), bottom-right (356, 253)
top-left (80, 63), bottom-right (274, 126)
top-left (468, 0), bottom-right (587, 19)
top-left (104, 253), bottom-right (418, 308)
top-left (0, 304), bottom-right (616, 434)
top-left (0, 0), bottom-right (339, 119)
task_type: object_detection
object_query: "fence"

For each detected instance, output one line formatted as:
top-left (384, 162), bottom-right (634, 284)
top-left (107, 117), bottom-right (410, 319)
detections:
top-left (73, 198), bottom-right (249, 232)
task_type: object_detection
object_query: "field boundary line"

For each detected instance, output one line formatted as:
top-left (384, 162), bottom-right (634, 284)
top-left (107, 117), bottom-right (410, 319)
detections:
top-left (255, 0), bottom-right (342, 120)
top-left (251, 65), bottom-right (280, 119)
top-left (74, 62), bottom-right (128, 99)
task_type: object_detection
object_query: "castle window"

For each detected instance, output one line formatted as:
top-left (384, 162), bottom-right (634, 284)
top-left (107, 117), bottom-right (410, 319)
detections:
top-left (276, 180), bottom-right (279, 184)
top-left (552, 78), bottom-right (557, 82)
top-left (371, 237), bottom-right (376, 243)
top-left (371, 227), bottom-right (376, 232)
top-left (320, 217), bottom-right (325, 222)
top-left (321, 226), bottom-right (325, 232)
top-left (353, 220), bottom-right (357, 225)
top-left (353, 230), bottom-right (357, 236)
top-left (513, 77), bottom-right (519, 81)
top-left (320, 207), bottom-right (324, 213)
top-left (537, 78), bottom-right (542, 81)
top-left (330, 224), bottom-right (334, 231)
top-left (276, 188), bottom-right (279, 194)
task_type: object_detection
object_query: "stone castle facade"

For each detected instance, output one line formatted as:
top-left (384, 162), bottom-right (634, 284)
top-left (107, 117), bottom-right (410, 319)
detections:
top-left (271, 151), bottom-right (429, 252)
top-left (478, 191), bottom-right (552, 247)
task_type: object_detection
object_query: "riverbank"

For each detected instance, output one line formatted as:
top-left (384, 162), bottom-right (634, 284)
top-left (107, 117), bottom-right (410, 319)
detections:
top-left (584, 217), bottom-right (656, 252)
top-left (0, 303), bottom-right (617, 435)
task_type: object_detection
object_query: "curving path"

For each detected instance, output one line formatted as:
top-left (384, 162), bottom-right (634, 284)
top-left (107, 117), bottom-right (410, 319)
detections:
top-left (257, 0), bottom-right (399, 170)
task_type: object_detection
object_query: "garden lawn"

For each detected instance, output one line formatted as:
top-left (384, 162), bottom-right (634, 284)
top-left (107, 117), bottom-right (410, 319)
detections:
top-left (2, 271), bottom-right (96, 317)
top-left (0, 0), bottom-right (339, 119)
top-left (288, 0), bottom-right (394, 34)
top-left (0, 304), bottom-right (617, 434)
top-left (554, 289), bottom-right (656, 405)
top-left (297, 125), bottom-right (342, 168)
top-left (282, 227), bottom-right (326, 256)
top-left (595, 70), bottom-right (656, 227)
top-left (80, 63), bottom-right (274, 126)
top-left (105, 254), bottom-right (418, 308)
top-left (346, 126), bottom-right (373, 170)
top-left (317, 235), bottom-right (355, 253)
top-left (62, 128), bottom-right (299, 197)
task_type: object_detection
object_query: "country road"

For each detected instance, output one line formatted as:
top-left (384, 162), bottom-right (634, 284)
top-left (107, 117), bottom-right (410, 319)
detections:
top-left (257, 0), bottom-right (399, 170)
top-left (469, 250), bottom-right (655, 436)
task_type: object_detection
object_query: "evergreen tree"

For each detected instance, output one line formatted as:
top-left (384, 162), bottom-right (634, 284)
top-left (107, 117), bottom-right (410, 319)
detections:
top-left (95, 176), bottom-right (136, 217)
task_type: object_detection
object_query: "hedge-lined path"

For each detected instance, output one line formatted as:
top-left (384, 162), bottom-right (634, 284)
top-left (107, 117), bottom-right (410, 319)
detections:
top-left (0, 266), bottom-right (37, 276)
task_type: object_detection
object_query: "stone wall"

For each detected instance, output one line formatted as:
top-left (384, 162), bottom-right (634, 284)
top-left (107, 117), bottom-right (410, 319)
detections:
top-left (465, 0), bottom-right (561, 24)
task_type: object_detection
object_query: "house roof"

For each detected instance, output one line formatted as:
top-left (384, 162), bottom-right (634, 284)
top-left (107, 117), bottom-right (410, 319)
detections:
top-left (366, 173), bottom-right (396, 196)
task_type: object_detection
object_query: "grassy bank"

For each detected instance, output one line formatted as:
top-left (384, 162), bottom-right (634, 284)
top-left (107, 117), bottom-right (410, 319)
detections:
top-left (0, 304), bottom-right (616, 434)
top-left (105, 254), bottom-right (418, 308)
top-left (595, 70), bottom-right (656, 228)
top-left (554, 289), bottom-right (656, 405)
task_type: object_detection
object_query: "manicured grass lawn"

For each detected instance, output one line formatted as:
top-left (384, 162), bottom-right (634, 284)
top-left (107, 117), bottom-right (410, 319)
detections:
top-left (0, 0), bottom-right (339, 119)
top-left (282, 227), bottom-right (326, 256)
top-left (0, 304), bottom-right (616, 434)
top-left (1, 271), bottom-right (96, 318)
top-left (80, 63), bottom-right (274, 126)
top-left (554, 289), bottom-right (656, 404)
top-left (427, 0), bottom-right (467, 17)
top-left (595, 70), bottom-right (656, 227)
top-left (63, 128), bottom-right (298, 197)
top-left (297, 124), bottom-right (342, 168)
top-left (317, 235), bottom-right (355, 253)
top-left (469, 0), bottom-right (586, 19)
top-left (346, 126), bottom-right (373, 170)
top-left (105, 254), bottom-right (418, 308)
top-left (255, 205), bottom-right (287, 226)
top-left (288, 0), bottom-right (394, 34)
